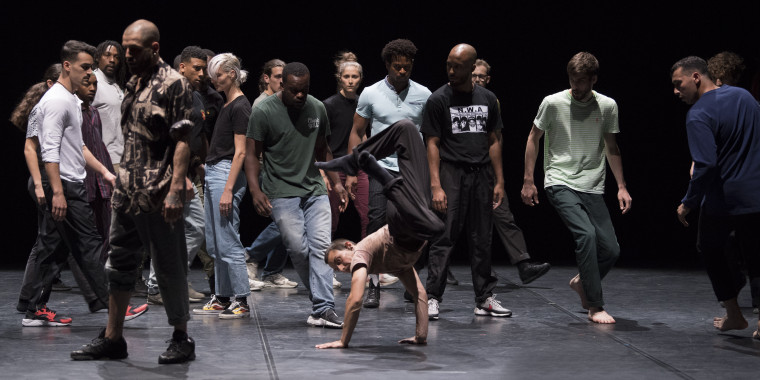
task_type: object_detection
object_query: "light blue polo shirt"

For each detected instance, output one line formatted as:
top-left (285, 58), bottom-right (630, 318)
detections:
top-left (356, 77), bottom-right (431, 172)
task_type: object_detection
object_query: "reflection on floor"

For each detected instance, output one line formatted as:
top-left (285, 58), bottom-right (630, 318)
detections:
top-left (1, 265), bottom-right (758, 379)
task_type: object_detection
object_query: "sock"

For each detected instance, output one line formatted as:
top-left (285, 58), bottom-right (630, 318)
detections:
top-left (172, 329), bottom-right (188, 341)
top-left (314, 153), bottom-right (359, 176)
top-left (358, 151), bottom-right (393, 186)
top-left (217, 296), bottom-right (230, 303)
top-left (236, 297), bottom-right (248, 306)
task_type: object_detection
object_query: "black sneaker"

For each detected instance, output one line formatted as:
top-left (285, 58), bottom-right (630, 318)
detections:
top-left (158, 330), bottom-right (196, 364)
top-left (133, 278), bottom-right (148, 297)
top-left (71, 328), bottom-right (128, 360)
top-left (518, 262), bottom-right (551, 284)
top-left (306, 309), bottom-right (343, 328)
top-left (363, 281), bottom-right (380, 308)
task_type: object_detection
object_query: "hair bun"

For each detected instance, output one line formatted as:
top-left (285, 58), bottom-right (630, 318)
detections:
top-left (334, 51), bottom-right (357, 68)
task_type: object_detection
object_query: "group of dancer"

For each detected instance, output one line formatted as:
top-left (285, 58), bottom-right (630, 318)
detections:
top-left (9, 18), bottom-right (760, 364)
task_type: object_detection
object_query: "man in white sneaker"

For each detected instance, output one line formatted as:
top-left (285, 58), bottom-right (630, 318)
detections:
top-left (422, 44), bottom-right (511, 320)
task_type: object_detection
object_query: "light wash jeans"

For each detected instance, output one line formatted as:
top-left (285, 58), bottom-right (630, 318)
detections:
top-left (205, 160), bottom-right (249, 298)
top-left (271, 195), bottom-right (334, 315)
top-left (148, 184), bottom-right (205, 292)
top-left (246, 222), bottom-right (288, 277)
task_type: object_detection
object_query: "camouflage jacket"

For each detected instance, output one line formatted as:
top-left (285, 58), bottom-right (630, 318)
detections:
top-left (112, 58), bottom-right (193, 214)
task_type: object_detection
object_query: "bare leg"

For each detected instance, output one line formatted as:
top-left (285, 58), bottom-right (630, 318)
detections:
top-left (105, 290), bottom-right (131, 340)
top-left (569, 274), bottom-right (589, 310)
top-left (588, 307), bottom-right (616, 324)
top-left (713, 297), bottom-right (748, 331)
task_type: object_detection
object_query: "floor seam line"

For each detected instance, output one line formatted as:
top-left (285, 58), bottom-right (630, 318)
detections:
top-left (250, 292), bottom-right (278, 380)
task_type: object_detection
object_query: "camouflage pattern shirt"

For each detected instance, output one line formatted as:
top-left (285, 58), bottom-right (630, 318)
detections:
top-left (112, 58), bottom-right (193, 214)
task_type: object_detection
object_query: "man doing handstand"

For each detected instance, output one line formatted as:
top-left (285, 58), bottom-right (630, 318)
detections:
top-left (315, 119), bottom-right (444, 348)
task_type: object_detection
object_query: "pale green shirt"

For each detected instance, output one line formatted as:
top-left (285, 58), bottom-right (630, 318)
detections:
top-left (533, 90), bottom-right (619, 194)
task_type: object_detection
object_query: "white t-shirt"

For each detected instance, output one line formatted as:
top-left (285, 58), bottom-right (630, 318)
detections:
top-left (92, 69), bottom-right (124, 164)
top-left (38, 83), bottom-right (86, 183)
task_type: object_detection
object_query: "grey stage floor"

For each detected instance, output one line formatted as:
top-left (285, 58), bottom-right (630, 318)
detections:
top-left (1, 265), bottom-right (758, 379)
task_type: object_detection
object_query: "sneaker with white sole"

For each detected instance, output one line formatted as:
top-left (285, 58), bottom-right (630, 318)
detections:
top-left (218, 301), bottom-right (250, 319)
top-left (22, 305), bottom-right (72, 327)
top-left (306, 309), bottom-right (343, 328)
top-left (332, 274), bottom-right (342, 289)
top-left (193, 295), bottom-right (230, 315)
top-left (474, 295), bottom-right (512, 317)
top-left (249, 278), bottom-right (265, 291)
top-left (262, 273), bottom-right (297, 288)
top-left (428, 299), bottom-right (439, 320)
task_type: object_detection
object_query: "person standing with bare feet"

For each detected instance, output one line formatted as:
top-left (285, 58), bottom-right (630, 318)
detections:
top-left (670, 56), bottom-right (760, 338)
top-left (521, 52), bottom-right (631, 324)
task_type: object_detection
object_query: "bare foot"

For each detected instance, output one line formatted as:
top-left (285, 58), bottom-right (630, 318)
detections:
top-left (588, 307), bottom-right (616, 324)
top-left (713, 315), bottom-right (748, 331)
top-left (569, 274), bottom-right (589, 310)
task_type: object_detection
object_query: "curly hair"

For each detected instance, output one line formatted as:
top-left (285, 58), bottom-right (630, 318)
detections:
top-left (708, 51), bottom-right (745, 86)
top-left (9, 63), bottom-right (62, 131)
top-left (381, 39), bottom-right (417, 64)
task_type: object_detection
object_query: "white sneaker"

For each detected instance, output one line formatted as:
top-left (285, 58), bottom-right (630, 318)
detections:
top-left (428, 299), bottom-right (439, 320)
top-left (379, 273), bottom-right (399, 286)
top-left (474, 294), bottom-right (512, 317)
top-left (332, 274), bottom-right (342, 289)
top-left (249, 278), bottom-right (265, 291)
top-left (246, 262), bottom-right (259, 281)
top-left (262, 273), bottom-right (298, 288)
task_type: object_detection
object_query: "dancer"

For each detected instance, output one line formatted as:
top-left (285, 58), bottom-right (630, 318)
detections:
top-left (244, 62), bottom-right (346, 328)
top-left (670, 56), bottom-right (760, 338)
top-left (423, 44), bottom-right (511, 320)
top-left (346, 38), bottom-right (430, 308)
top-left (521, 52), bottom-right (631, 324)
top-left (194, 52), bottom-right (253, 318)
top-left (316, 119), bottom-right (444, 349)
top-left (71, 19), bottom-right (196, 364)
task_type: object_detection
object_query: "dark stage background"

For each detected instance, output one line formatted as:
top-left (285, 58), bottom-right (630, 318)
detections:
top-left (1, 1), bottom-right (758, 269)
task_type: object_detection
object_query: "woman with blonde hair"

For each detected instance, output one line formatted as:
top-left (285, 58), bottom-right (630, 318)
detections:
top-left (194, 53), bottom-right (254, 319)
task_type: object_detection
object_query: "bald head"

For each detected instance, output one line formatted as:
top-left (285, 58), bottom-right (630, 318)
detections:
top-left (449, 44), bottom-right (477, 66)
top-left (124, 19), bottom-right (160, 45)
top-left (447, 44), bottom-right (477, 91)
top-left (122, 19), bottom-right (160, 76)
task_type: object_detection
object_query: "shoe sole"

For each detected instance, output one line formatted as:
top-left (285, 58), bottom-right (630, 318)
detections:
top-left (189, 297), bottom-right (204, 303)
top-left (158, 352), bottom-right (195, 364)
top-left (193, 309), bottom-right (225, 315)
top-left (22, 319), bottom-right (71, 327)
top-left (428, 315), bottom-right (439, 320)
top-left (306, 317), bottom-right (343, 329)
top-left (262, 283), bottom-right (298, 288)
top-left (71, 351), bottom-right (128, 360)
top-left (474, 308), bottom-right (512, 317)
top-left (219, 312), bottom-right (250, 319)
top-left (521, 265), bottom-right (551, 285)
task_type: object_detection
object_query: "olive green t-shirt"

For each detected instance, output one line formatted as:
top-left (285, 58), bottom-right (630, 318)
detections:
top-left (247, 94), bottom-right (330, 198)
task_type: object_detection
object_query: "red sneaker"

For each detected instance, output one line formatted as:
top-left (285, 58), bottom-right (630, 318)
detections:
top-left (22, 305), bottom-right (73, 327)
top-left (124, 303), bottom-right (149, 321)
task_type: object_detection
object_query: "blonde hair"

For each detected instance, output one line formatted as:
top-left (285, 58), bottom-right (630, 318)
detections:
top-left (208, 53), bottom-right (248, 87)
top-left (334, 51), bottom-right (363, 92)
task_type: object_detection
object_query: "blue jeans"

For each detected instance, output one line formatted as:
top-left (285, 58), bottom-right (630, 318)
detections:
top-left (246, 222), bottom-right (288, 277)
top-left (271, 195), bottom-right (334, 315)
top-left (205, 160), bottom-right (249, 298)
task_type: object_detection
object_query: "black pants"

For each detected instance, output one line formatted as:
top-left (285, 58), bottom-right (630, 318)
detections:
top-left (698, 210), bottom-right (760, 302)
top-left (426, 161), bottom-right (497, 304)
top-left (356, 119), bottom-right (444, 243)
top-left (27, 179), bottom-right (109, 312)
top-left (493, 195), bottom-right (531, 264)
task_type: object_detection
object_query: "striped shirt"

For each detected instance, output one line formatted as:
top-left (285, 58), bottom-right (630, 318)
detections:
top-left (533, 90), bottom-right (619, 194)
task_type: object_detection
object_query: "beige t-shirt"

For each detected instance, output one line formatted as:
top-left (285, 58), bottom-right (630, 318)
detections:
top-left (350, 225), bottom-right (426, 275)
